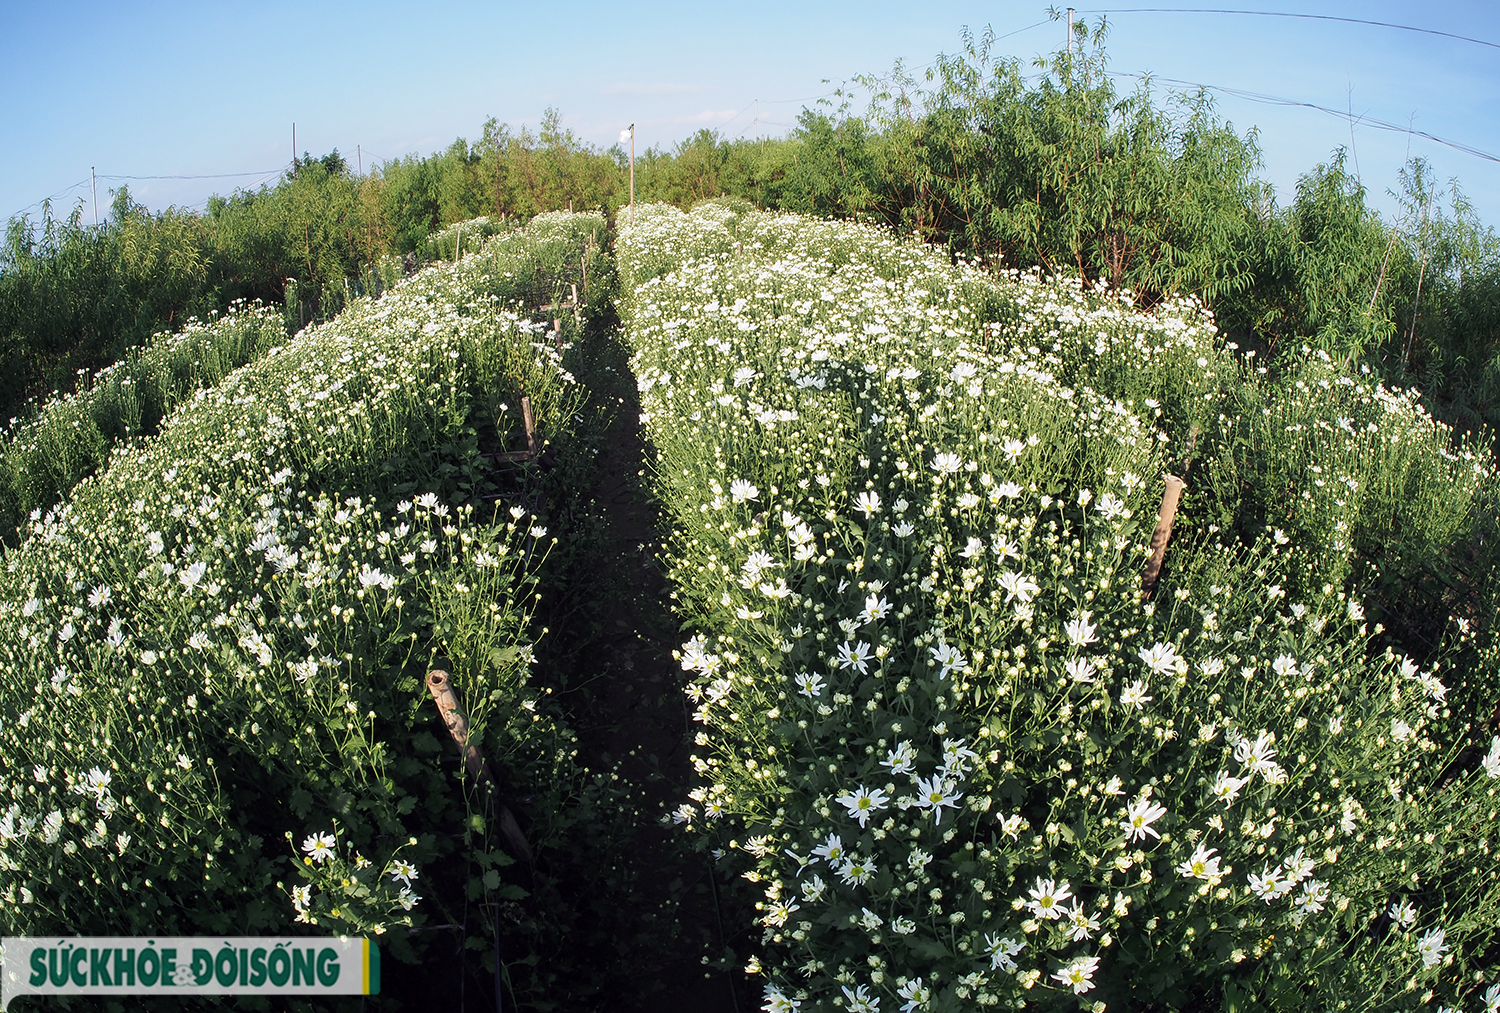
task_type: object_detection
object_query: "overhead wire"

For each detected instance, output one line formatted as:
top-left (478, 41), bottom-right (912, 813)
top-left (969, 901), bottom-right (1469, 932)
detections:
top-left (1108, 70), bottom-right (1500, 165)
top-left (1074, 8), bottom-right (1500, 52)
top-left (96, 169), bottom-right (286, 181)
top-left (6, 179), bottom-right (91, 224)
top-left (7, 163), bottom-right (294, 226)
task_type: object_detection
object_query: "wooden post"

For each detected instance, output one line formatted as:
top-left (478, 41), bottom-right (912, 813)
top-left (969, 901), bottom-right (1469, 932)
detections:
top-left (454, 224), bottom-right (462, 264)
top-left (571, 283), bottom-right (580, 326)
top-left (486, 396), bottom-right (540, 464)
top-left (521, 395), bottom-right (538, 457)
top-left (1141, 476), bottom-right (1186, 601)
top-left (426, 668), bottom-right (531, 859)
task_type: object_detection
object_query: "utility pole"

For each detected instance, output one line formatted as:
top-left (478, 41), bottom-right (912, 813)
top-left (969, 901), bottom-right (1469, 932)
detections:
top-left (357, 144), bottom-right (362, 176)
top-left (292, 123), bottom-right (296, 172)
top-left (90, 167), bottom-right (97, 227)
top-left (1067, 8), bottom-right (1074, 55)
top-left (628, 123), bottom-right (635, 228)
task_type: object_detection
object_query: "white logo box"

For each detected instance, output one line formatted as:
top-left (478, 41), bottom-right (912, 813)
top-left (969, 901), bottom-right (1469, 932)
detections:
top-left (1, 937), bottom-right (377, 1008)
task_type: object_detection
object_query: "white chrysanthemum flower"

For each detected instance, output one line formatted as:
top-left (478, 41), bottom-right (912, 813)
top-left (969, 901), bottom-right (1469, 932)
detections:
top-left (836, 785), bottom-right (890, 828)
top-left (836, 855), bottom-right (876, 885)
top-left (860, 594), bottom-right (891, 624)
top-left (743, 549), bottom-right (777, 580)
top-left (1247, 864), bottom-right (1287, 901)
top-left (301, 831), bottom-right (336, 864)
top-left (1416, 927), bottom-right (1449, 968)
top-left (835, 640), bottom-right (872, 674)
top-left (929, 642), bottom-right (969, 678)
top-left (1209, 770), bottom-right (1249, 807)
top-left (841, 984), bottom-right (878, 1013)
top-left (1064, 899), bottom-right (1101, 941)
top-left (1235, 731), bottom-right (1278, 777)
top-left (178, 560), bottom-right (209, 589)
top-left (1096, 492), bottom-right (1128, 519)
top-left (794, 672), bottom-right (825, 698)
top-left (811, 833), bottom-right (844, 865)
top-left (762, 984), bottom-right (801, 1012)
top-left (1176, 844), bottom-right (1222, 881)
top-left (1052, 954), bottom-right (1101, 994)
top-left (896, 976), bottom-right (930, 1013)
top-left (997, 813), bottom-right (1026, 840)
top-left (913, 775), bottom-right (962, 824)
top-left (1064, 612), bottom-right (1098, 647)
top-left (880, 741), bottom-right (916, 776)
top-left (1484, 737), bottom-right (1500, 778)
top-left (997, 571), bottom-right (1039, 603)
top-left (1064, 657), bottom-right (1096, 683)
top-left (1024, 876), bottom-right (1072, 919)
top-left (985, 932), bottom-right (1026, 971)
top-left (81, 767), bottom-right (111, 798)
top-left (1122, 796), bottom-right (1167, 842)
top-left (1138, 641), bottom-right (1179, 676)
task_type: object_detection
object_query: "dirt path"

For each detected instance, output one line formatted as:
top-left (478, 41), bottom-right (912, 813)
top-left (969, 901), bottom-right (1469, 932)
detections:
top-left (534, 325), bottom-right (747, 1013)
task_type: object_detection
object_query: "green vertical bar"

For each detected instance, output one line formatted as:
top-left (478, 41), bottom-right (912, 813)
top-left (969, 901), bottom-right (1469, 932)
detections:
top-left (369, 942), bottom-right (380, 995)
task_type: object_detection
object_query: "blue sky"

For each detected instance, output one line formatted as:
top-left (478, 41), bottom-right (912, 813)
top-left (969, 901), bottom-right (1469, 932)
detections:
top-left (3, 1), bottom-right (1497, 229)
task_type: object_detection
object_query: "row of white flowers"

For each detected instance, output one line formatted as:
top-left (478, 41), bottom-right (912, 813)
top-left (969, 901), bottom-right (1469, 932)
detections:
top-left (0, 300), bottom-right (287, 537)
top-left (618, 201), bottom-right (1500, 1011)
top-left (0, 211), bottom-right (604, 937)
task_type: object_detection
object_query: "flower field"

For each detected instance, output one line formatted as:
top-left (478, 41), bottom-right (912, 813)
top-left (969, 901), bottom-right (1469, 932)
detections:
top-left (3, 197), bottom-right (1499, 1010)
top-left (618, 201), bottom-right (1500, 1010)
top-left (0, 301), bottom-right (288, 541)
top-left (0, 211), bottom-right (613, 966)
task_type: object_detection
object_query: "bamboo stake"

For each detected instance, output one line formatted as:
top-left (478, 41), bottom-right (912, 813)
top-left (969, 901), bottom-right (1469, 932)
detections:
top-left (1403, 188), bottom-right (1435, 371)
top-left (521, 395), bottom-right (538, 457)
top-left (486, 395), bottom-right (539, 464)
top-left (426, 669), bottom-right (531, 859)
top-left (1140, 475), bottom-right (1186, 601)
